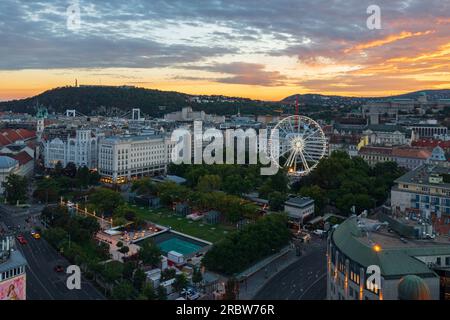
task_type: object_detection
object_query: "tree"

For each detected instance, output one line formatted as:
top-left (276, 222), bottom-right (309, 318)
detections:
top-left (173, 274), bottom-right (188, 293)
top-left (112, 280), bottom-right (135, 300)
top-left (34, 177), bottom-right (60, 203)
top-left (197, 174), bottom-right (221, 192)
top-left (192, 268), bottom-right (203, 287)
top-left (156, 285), bottom-right (167, 300)
top-left (122, 261), bottom-right (135, 280)
top-left (89, 170), bottom-right (101, 186)
top-left (75, 166), bottom-right (91, 188)
top-left (131, 178), bottom-right (157, 195)
top-left (299, 185), bottom-right (326, 213)
top-left (132, 268), bottom-right (147, 291)
top-left (157, 182), bottom-right (191, 205)
top-left (142, 283), bottom-right (157, 300)
top-left (101, 261), bottom-right (124, 283)
top-left (138, 241), bottom-right (162, 267)
top-left (2, 174), bottom-right (27, 204)
top-left (89, 188), bottom-right (124, 215)
top-left (224, 277), bottom-right (238, 300)
top-left (43, 227), bottom-right (68, 249)
top-left (64, 162), bottom-right (77, 178)
top-left (53, 161), bottom-right (64, 177)
top-left (223, 174), bottom-right (251, 196)
top-left (202, 214), bottom-right (291, 275)
top-left (161, 268), bottom-right (176, 281)
top-left (268, 192), bottom-right (287, 211)
top-left (119, 246), bottom-right (130, 255)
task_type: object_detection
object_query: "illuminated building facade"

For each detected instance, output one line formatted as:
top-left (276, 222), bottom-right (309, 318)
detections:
top-left (327, 216), bottom-right (450, 300)
top-left (0, 237), bottom-right (27, 300)
top-left (98, 134), bottom-right (174, 184)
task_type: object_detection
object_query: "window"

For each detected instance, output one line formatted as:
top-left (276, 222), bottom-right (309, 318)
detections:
top-left (437, 257), bottom-right (441, 266)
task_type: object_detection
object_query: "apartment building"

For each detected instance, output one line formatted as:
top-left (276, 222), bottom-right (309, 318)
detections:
top-left (391, 164), bottom-right (450, 234)
top-left (327, 216), bottom-right (450, 300)
top-left (43, 128), bottom-right (99, 169)
top-left (98, 134), bottom-right (174, 184)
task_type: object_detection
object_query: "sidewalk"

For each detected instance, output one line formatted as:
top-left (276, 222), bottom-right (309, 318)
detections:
top-left (237, 245), bottom-right (301, 300)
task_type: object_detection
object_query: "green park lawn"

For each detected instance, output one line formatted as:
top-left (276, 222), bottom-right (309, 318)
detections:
top-left (132, 206), bottom-right (235, 243)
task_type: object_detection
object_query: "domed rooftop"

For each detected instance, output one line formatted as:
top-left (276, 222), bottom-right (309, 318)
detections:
top-left (0, 156), bottom-right (18, 169)
top-left (398, 275), bottom-right (431, 300)
top-left (429, 146), bottom-right (446, 161)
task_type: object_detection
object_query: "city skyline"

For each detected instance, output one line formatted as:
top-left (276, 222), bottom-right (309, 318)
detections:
top-left (1, 0), bottom-right (449, 101)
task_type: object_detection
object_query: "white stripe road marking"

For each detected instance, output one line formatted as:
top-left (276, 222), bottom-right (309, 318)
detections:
top-left (298, 272), bottom-right (326, 300)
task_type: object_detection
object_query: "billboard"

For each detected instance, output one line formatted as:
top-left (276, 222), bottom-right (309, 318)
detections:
top-left (0, 275), bottom-right (26, 300)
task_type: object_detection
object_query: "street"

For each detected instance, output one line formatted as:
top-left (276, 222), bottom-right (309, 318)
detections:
top-left (0, 205), bottom-right (105, 300)
top-left (254, 238), bottom-right (327, 300)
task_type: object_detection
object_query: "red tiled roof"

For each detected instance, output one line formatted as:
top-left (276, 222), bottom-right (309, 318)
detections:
top-left (392, 147), bottom-right (432, 159)
top-left (0, 129), bottom-right (36, 147)
top-left (411, 139), bottom-right (450, 150)
top-left (16, 128), bottom-right (36, 140)
top-left (7, 151), bottom-right (33, 165)
top-left (0, 135), bottom-right (11, 146)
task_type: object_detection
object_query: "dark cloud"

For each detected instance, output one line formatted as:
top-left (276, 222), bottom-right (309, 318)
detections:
top-left (0, 0), bottom-right (449, 95)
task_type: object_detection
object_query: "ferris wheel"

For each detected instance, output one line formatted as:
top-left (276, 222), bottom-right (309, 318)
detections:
top-left (269, 115), bottom-right (327, 176)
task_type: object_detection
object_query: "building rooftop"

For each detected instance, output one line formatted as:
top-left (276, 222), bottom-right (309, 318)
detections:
top-left (0, 250), bottom-right (27, 273)
top-left (394, 164), bottom-right (450, 189)
top-left (102, 134), bottom-right (165, 143)
top-left (332, 216), bottom-right (450, 278)
top-left (285, 196), bottom-right (314, 208)
top-left (359, 146), bottom-right (393, 155)
top-left (0, 156), bottom-right (18, 169)
top-left (365, 124), bottom-right (405, 132)
top-left (392, 147), bottom-right (432, 159)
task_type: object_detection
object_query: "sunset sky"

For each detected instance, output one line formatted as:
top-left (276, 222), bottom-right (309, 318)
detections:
top-left (0, 0), bottom-right (449, 101)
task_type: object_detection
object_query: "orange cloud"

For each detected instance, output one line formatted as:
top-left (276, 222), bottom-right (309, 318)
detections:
top-left (387, 42), bottom-right (450, 63)
top-left (344, 30), bottom-right (434, 53)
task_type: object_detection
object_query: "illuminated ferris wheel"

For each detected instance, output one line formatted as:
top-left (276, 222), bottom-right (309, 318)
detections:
top-left (269, 115), bottom-right (327, 177)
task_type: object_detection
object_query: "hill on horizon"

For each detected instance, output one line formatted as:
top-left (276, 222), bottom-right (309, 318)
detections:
top-left (0, 86), bottom-right (283, 117)
top-left (281, 89), bottom-right (450, 104)
top-left (1, 86), bottom-right (449, 117)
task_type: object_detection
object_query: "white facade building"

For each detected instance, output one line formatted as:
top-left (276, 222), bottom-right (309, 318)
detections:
top-left (284, 196), bottom-right (315, 224)
top-left (43, 129), bottom-right (98, 169)
top-left (0, 156), bottom-right (19, 194)
top-left (164, 107), bottom-right (225, 123)
top-left (98, 134), bottom-right (174, 184)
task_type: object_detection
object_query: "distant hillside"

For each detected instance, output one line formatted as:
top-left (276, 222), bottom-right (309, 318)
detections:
top-left (0, 86), bottom-right (189, 117)
top-left (0, 86), bottom-right (282, 117)
top-left (2, 86), bottom-right (449, 118)
top-left (282, 89), bottom-right (450, 104)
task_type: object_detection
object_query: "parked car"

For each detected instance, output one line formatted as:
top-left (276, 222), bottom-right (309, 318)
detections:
top-left (16, 235), bottom-right (27, 245)
top-left (312, 229), bottom-right (325, 236)
top-left (181, 288), bottom-right (200, 300)
top-left (31, 231), bottom-right (41, 239)
top-left (54, 265), bottom-right (65, 273)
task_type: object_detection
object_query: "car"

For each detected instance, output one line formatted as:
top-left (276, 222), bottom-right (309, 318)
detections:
top-left (31, 232), bottom-right (41, 239)
top-left (312, 229), bottom-right (325, 236)
top-left (54, 265), bottom-right (65, 273)
top-left (181, 288), bottom-right (200, 300)
top-left (16, 235), bottom-right (27, 245)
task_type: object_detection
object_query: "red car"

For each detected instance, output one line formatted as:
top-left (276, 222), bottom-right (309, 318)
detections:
top-left (54, 265), bottom-right (65, 273)
top-left (16, 235), bottom-right (27, 245)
